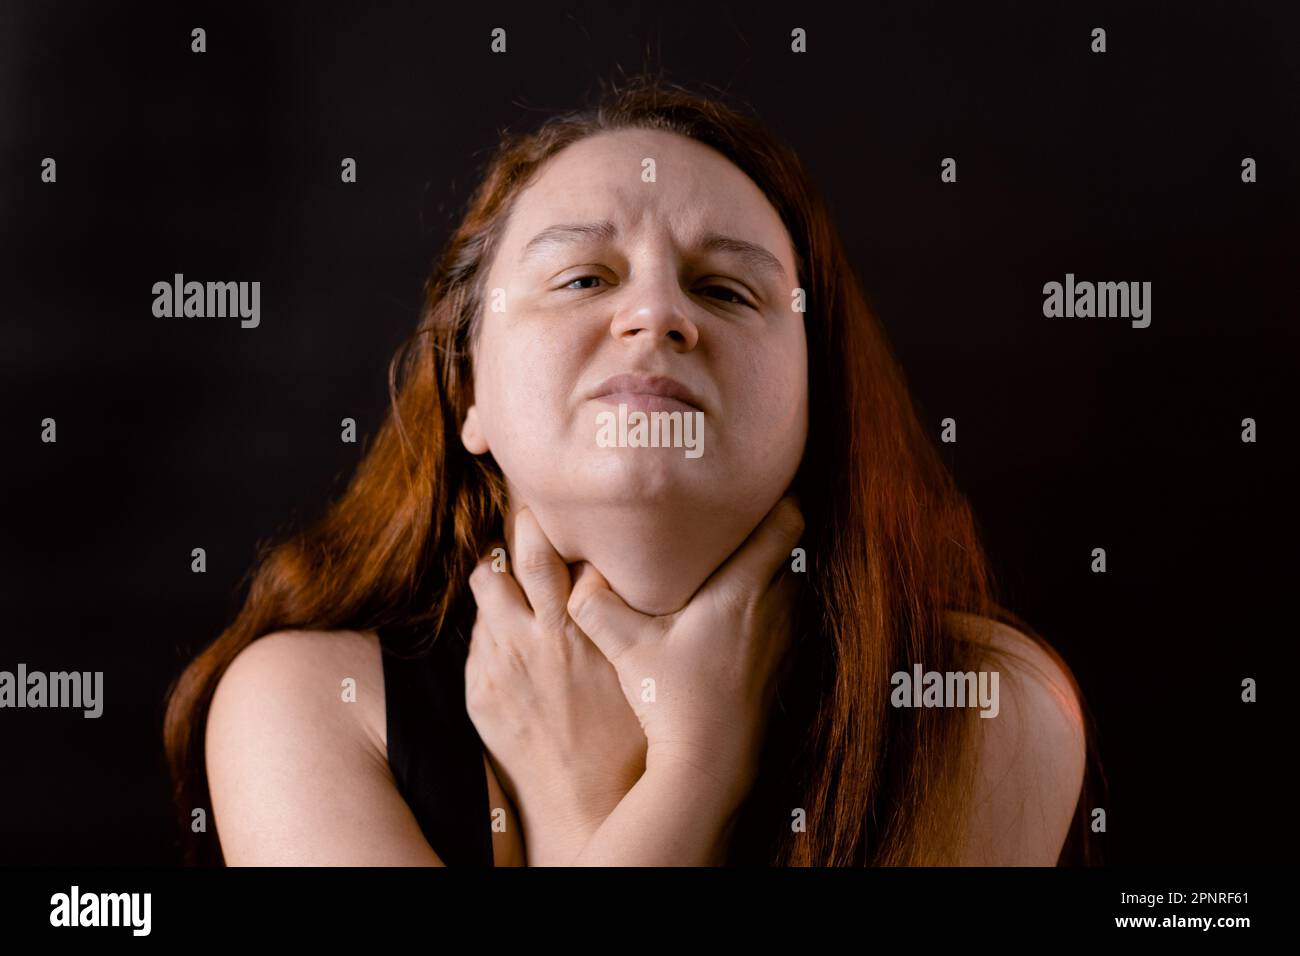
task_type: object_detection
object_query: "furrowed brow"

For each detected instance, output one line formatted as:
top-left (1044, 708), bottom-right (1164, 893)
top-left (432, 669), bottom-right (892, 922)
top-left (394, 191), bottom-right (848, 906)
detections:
top-left (520, 220), bottom-right (619, 262)
top-left (518, 220), bottom-right (789, 286)
top-left (697, 233), bottom-right (788, 284)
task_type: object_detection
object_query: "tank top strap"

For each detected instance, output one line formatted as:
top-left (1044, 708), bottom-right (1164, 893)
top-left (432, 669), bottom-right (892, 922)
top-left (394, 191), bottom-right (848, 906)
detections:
top-left (378, 620), bottom-right (494, 866)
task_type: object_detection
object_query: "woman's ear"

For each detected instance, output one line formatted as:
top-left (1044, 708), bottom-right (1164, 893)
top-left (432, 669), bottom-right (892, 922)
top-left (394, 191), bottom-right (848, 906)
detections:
top-left (460, 404), bottom-right (490, 455)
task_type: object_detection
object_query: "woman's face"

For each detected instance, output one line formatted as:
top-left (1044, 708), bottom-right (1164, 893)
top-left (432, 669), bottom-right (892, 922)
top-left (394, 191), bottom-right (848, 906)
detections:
top-left (462, 127), bottom-right (807, 536)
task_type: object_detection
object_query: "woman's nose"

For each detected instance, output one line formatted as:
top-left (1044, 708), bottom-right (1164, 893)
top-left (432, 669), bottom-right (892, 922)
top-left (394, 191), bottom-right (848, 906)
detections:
top-left (608, 270), bottom-right (700, 351)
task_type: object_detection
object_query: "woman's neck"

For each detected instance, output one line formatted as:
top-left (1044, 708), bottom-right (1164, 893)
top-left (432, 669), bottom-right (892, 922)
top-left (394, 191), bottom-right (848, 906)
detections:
top-left (502, 497), bottom-right (758, 617)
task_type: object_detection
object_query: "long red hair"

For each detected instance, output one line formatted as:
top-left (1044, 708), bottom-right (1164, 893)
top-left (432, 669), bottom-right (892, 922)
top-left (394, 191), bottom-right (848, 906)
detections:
top-left (163, 71), bottom-right (1105, 866)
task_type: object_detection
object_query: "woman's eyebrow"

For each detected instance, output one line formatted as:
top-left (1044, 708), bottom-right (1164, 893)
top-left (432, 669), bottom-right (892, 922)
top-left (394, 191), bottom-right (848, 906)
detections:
top-left (520, 220), bottom-right (619, 262)
top-left (696, 232), bottom-right (788, 284)
top-left (519, 220), bottom-right (788, 284)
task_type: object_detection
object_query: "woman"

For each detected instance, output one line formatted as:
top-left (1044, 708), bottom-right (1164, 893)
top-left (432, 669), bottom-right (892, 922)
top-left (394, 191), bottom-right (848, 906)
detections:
top-left (163, 74), bottom-right (1104, 866)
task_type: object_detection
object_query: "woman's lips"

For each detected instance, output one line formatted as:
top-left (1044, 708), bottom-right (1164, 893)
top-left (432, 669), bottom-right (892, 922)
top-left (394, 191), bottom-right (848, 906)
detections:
top-left (586, 372), bottom-right (705, 412)
top-left (593, 392), bottom-right (699, 414)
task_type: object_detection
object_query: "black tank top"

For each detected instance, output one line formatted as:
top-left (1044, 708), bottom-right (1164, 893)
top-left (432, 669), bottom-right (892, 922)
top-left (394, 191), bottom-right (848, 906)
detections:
top-left (377, 621), bottom-right (495, 866)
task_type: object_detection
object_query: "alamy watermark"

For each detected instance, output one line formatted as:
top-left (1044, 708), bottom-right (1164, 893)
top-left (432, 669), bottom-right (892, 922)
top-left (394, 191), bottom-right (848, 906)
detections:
top-left (890, 663), bottom-right (1000, 718)
top-left (1042, 273), bottom-right (1151, 328)
top-left (152, 273), bottom-right (260, 328)
top-left (596, 402), bottom-right (705, 459)
top-left (0, 664), bottom-right (103, 718)
top-left (50, 886), bottom-right (151, 936)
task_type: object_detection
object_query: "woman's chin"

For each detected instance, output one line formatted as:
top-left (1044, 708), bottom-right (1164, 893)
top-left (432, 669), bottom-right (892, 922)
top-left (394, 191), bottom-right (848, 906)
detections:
top-left (579, 451), bottom-right (719, 504)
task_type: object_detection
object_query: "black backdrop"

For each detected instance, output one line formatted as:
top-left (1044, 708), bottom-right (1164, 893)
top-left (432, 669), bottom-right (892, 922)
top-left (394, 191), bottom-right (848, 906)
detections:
top-left (1, 0), bottom-right (1295, 864)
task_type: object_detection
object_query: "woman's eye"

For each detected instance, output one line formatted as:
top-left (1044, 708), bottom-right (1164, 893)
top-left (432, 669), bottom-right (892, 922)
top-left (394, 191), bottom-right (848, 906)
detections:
top-left (561, 275), bottom-right (752, 308)
top-left (563, 275), bottom-right (605, 291)
top-left (700, 284), bottom-right (753, 307)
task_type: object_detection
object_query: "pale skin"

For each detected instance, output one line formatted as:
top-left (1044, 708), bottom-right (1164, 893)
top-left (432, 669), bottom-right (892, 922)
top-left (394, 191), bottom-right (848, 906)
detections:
top-left (205, 129), bottom-right (1087, 866)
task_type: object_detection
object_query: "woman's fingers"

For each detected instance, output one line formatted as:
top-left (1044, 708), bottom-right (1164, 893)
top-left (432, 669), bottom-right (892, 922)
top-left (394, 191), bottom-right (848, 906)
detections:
top-left (510, 507), bottom-right (573, 631)
top-left (567, 561), bottom-right (645, 665)
top-left (467, 552), bottom-right (532, 633)
top-left (703, 495), bottom-right (805, 601)
top-left (465, 611), bottom-right (497, 699)
top-left (567, 560), bottom-right (601, 607)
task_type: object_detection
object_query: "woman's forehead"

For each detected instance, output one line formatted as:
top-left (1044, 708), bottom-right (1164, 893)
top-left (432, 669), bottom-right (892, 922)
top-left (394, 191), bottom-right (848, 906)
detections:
top-left (503, 130), bottom-right (795, 268)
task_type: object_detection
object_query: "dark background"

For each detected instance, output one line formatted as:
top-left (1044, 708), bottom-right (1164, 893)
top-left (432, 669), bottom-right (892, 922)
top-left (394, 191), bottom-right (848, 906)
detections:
top-left (1, 0), bottom-right (1295, 864)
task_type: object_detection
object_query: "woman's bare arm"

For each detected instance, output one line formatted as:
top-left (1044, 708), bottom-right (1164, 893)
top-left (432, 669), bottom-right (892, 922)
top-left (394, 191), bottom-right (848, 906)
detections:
top-left (205, 630), bottom-right (446, 866)
top-left (567, 758), bottom-right (746, 866)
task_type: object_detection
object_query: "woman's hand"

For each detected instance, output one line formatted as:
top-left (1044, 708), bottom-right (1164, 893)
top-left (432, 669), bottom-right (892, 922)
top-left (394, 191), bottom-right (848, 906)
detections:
top-left (566, 496), bottom-right (805, 813)
top-left (464, 508), bottom-right (647, 865)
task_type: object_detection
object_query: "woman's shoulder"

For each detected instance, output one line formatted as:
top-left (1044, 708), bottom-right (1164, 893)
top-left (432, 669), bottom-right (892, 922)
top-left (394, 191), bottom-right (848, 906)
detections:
top-left (208, 628), bottom-right (388, 763)
top-left (942, 610), bottom-right (1088, 864)
top-left (204, 627), bottom-right (452, 864)
top-left (944, 610), bottom-right (1085, 730)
